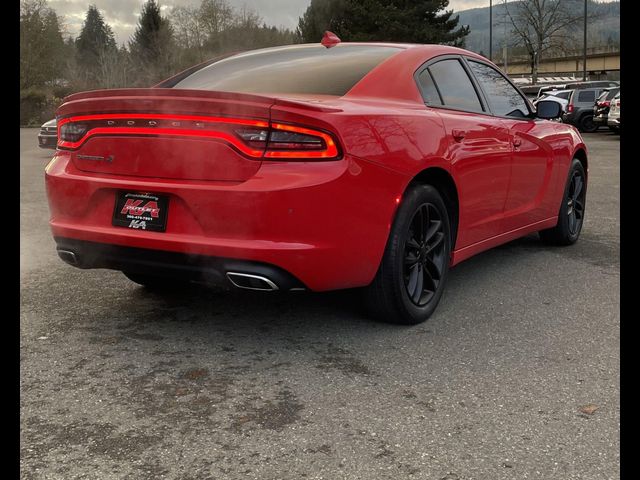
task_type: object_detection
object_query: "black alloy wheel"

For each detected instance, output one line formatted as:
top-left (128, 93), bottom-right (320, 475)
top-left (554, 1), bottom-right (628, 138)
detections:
top-left (539, 158), bottom-right (587, 245)
top-left (365, 184), bottom-right (452, 325)
top-left (566, 169), bottom-right (586, 236)
top-left (403, 203), bottom-right (447, 307)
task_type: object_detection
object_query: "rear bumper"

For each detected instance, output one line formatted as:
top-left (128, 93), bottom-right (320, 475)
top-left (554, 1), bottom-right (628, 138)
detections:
top-left (561, 113), bottom-right (575, 125)
top-left (608, 117), bottom-right (620, 126)
top-left (45, 152), bottom-right (408, 291)
top-left (54, 237), bottom-right (305, 290)
top-left (593, 113), bottom-right (608, 125)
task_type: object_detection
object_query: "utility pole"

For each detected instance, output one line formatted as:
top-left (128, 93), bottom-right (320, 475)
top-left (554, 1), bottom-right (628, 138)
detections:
top-left (583, 0), bottom-right (587, 81)
top-left (503, 0), bottom-right (507, 72)
top-left (489, 0), bottom-right (493, 61)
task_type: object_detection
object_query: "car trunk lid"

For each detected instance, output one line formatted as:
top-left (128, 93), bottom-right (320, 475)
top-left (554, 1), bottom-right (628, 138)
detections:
top-left (56, 88), bottom-right (276, 182)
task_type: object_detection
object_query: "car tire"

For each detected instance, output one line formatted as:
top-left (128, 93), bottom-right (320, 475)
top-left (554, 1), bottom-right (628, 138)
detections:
top-left (123, 271), bottom-right (188, 290)
top-left (364, 184), bottom-right (451, 325)
top-left (539, 158), bottom-right (586, 246)
top-left (578, 114), bottom-right (598, 133)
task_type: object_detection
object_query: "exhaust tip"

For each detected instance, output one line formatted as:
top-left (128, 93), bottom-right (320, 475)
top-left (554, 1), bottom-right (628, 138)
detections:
top-left (226, 272), bottom-right (279, 291)
top-left (57, 249), bottom-right (78, 266)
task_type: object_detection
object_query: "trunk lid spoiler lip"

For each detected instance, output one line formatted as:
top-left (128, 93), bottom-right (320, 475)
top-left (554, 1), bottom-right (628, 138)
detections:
top-left (60, 88), bottom-right (343, 115)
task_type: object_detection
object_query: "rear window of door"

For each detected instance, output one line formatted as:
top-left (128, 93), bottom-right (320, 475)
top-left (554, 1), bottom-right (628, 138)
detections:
top-left (467, 60), bottom-right (530, 118)
top-left (426, 59), bottom-right (483, 112)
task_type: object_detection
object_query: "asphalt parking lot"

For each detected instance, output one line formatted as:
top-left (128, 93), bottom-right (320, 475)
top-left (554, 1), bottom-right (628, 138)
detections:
top-left (20, 128), bottom-right (619, 479)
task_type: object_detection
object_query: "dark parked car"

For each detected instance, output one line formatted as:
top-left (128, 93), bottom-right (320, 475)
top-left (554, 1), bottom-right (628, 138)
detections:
top-left (593, 87), bottom-right (620, 130)
top-left (38, 119), bottom-right (57, 149)
top-left (536, 80), bottom-right (618, 99)
top-left (562, 87), bottom-right (610, 132)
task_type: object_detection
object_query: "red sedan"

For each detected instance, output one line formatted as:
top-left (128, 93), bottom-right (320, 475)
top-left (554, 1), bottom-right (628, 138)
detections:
top-left (45, 40), bottom-right (587, 324)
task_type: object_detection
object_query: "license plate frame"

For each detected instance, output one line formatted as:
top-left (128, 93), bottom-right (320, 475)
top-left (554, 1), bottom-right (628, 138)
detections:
top-left (112, 191), bottom-right (169, 232)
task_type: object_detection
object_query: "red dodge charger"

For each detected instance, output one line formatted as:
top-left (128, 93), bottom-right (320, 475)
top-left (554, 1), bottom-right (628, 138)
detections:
top-left (45, 40), bottom-right (587, 324)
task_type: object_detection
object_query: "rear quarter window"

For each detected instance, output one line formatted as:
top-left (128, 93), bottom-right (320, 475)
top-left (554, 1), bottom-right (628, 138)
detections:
top-left (172, 45), bottom-right (400, 96)
top-left (416, 69), bottom-right (443, 105)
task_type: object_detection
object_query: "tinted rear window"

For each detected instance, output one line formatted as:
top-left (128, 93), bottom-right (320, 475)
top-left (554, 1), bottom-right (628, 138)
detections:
top-left (173, 45), bottom-right (400, 96)
top-left (606, 88), bottom-right (620, 99)
top-left (577, 90), bottom-right (596, 103)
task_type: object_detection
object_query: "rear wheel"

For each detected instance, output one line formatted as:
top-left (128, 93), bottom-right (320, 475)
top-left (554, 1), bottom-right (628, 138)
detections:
top-left (365, 184), bottom-right (451, 325)
top-left (539, 158), bottom-right (586, 245)
top-left (579, 114), bottom-right (598, 133)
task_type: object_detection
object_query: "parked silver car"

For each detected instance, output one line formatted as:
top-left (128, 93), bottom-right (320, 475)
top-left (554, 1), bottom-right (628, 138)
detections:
top-left (38, 119), bottom-right (57, 149)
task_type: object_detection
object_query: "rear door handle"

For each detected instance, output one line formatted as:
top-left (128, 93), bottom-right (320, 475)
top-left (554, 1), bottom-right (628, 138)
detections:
top-left (452, 129), bottom-right (466, 141)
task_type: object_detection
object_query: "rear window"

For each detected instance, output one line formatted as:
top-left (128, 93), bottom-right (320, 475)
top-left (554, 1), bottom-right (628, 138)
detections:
top-left (555, 91), bottom-right (571, 100)
top-left (606, 88), bottom-right (620, 99)
top-left (172, 45), bottom-right (400, 96)
top-left (577, 90), bottom-right (596, 103)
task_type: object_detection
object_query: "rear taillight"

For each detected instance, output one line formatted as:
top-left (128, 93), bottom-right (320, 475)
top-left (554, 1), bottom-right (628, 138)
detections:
top-left (603, 101), bottom-right (611, 107)
top-left (567, 104), bottom-right (574, 113)
top-left (59, 122), bottom-right (88, 142)
top-left (233, 123), bottom-right (339, 159)
top-left (264, 123), bottom-right (339, 159)
top-left (57, 114), bottom-right (341, 160)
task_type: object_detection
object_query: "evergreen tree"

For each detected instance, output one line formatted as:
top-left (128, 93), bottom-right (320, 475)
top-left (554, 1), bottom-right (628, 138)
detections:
top-left (76, 5), bottom-right (117, 81)
top-left (129, 0), bottom-right (175, 83)
top-left (297, 0), bottom-right (468, 46)
top-left (296, 0), bottom-right (346, 43)
top-left (20, 0), bottom-right (65, 88)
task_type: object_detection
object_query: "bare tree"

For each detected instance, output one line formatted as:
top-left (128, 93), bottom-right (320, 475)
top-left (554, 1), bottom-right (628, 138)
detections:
top-left (171, 6), bottom-right (205, 58)
top-left (505, 0), bottom-right (583, 84)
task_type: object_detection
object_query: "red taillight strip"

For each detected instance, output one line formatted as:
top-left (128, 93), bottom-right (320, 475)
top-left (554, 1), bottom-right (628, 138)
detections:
top-left (265, 123), bottom-right (339, 159)
top-left (58, 127), bottom-right (265, 157)
top-left (57, 114), bottom-right (340, 160)
top-left (57, 114), bottom-right (269, 153)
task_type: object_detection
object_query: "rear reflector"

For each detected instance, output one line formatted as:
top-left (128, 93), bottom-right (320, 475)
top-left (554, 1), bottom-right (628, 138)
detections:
top-left (58, 114), bottom-right (340, 160)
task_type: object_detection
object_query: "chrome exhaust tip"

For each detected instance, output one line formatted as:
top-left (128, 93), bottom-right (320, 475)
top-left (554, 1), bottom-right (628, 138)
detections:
top-left (226, 272), bottom-right (279, 291)
top-left (57, 249), bottom-right (78, 266)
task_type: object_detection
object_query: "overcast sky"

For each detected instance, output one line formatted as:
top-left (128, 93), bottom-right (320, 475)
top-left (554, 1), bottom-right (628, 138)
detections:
top-left (47, 0), bottom-right (615, 46)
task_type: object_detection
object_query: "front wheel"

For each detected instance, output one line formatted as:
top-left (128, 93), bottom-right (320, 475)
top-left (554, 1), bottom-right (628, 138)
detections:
top-left (539, 158), bottom-right (586, 245)
top-left (364, 184), bottom-right (451, 325)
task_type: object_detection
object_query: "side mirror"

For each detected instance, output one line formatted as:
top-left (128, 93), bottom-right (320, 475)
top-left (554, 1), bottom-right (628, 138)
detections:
top-left (536, 100), bottom-right (562, 119)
